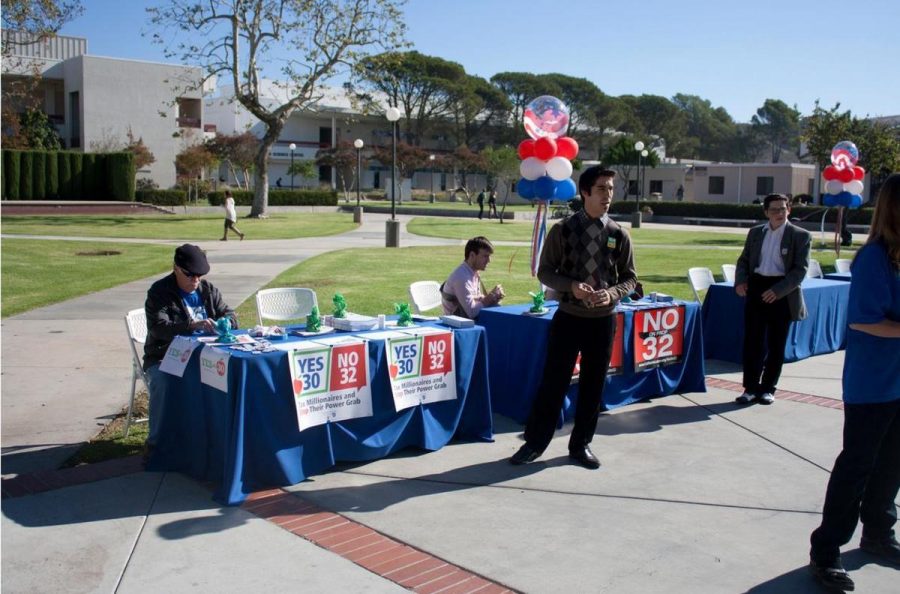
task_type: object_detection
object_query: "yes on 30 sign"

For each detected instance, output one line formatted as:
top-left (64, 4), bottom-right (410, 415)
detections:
top-left (288, 338), bottom-right (372, 431)
top-left (385, 328), bottom-right (456, 411)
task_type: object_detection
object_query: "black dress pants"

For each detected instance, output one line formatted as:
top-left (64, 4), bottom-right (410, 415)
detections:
top-left (810, 399), bottom-right (900, 565)
top-left (742, 274), bottom-right (792, 394)
top-left (524, 310), bottom-right (616, 454)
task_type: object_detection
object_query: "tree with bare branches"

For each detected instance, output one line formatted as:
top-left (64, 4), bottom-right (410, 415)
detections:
top-left (148, 0), bottom-right (406, 217)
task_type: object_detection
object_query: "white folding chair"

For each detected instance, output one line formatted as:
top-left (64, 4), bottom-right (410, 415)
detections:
top-left (408, 281), bottom-right (443, 314)
top-left (124, 308), bottom-right (150, 438)
top-left (721, 264), bottom-right (736, 283)
top-left (834, 258), bottom-right (852, 273)
top-left (807, 259), bottom-right (824, 279)
top-left (256, 288), bottom-right (318, 325)
top-left (688, 267), bottom-right (716, 302)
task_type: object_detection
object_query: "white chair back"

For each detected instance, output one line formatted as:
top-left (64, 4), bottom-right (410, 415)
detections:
top-left (256, 288), bottom-right (318, 325)
top-left (687, 267), bottom-right (716, 302)
top-left (834, 258), bottom-right (852, 273)
top-left (807, 259), bottom-right (824, 279)
top-left (124, 308), bottom-right (150, 437)
top-left (721, 264), bottom-right (736, 283)
top-left (409, 281), bottom-right (443, 314)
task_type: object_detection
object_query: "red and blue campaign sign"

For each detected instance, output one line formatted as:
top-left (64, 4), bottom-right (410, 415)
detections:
top-left (633, 305), bottom-right (685, 371)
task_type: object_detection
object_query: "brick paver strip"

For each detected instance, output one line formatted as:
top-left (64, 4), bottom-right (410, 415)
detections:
top-left (707, 377), bottom-right (844, 409)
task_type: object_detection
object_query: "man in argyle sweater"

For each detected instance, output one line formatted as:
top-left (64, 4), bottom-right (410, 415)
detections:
top-left (511, 166), bottom-right (637, 469)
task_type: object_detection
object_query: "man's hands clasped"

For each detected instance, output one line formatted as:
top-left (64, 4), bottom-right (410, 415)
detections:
top-left (572, 282), bottom-right (611, 309)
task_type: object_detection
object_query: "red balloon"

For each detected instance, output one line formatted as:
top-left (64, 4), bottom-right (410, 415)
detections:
top-left (533, 137), bottom-right (557, 160)
top-left (838, 168), bottom-right (854, 183)
top-left (517, 139), bottom-right (535, 160)
top-left (852, 166), bottom-right (865, 180)
top-left (556, 137), bottom-right (579, 160)
top-left (822, 165), bottom-right (839, 181)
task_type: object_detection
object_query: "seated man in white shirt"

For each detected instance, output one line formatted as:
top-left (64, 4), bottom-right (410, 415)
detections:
top-left (441, 236), bottom-right (505, 318)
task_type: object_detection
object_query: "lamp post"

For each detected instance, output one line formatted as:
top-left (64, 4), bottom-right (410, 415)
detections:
top-left (353, 138), bottom-right (364, 223)
top-left (289, 142), bottom-right (296, 190)
top-left (385, 106), bottom-right (401, 247)
top-left (429, 154), bottom-right (436, 203)
top-left (633, 140), bottom-right (645, 228)
top-left (641, 148), bottom-right (649, 204)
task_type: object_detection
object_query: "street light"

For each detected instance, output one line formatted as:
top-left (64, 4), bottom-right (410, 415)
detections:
top-left (353, 139), bottom-right (364, 207)
top-left (641, 148), bottom-right (649, 205)
top-left (633, 141), bottom-right (645, 228)
top-left (385, 106), bottom-right (401, 247)
top-left (289, 142), bottom-right (297, 190)
top-left (429, 154), bottom-right (436, 203)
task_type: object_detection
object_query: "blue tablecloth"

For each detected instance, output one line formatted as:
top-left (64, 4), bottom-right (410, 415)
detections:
top-left (825, 272), bottom-right (851, 282)
top-left (701, 279), bottom-right (849, 364)
top-left (147, 324), bottom-right (493, 504)
top-left (477, 301), bottom-right (706, 424)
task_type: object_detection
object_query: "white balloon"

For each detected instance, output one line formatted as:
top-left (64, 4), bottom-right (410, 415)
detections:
top-left (824, 180), bottom-right (843, 195)
top-left (545, 156), bottom-right (573, 181)
top-left (519, 157), bottom-right (546, 181)
top-left (844, 180), bottom-right (864, 195)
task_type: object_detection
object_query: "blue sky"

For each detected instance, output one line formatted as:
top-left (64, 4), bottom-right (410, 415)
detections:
top-left (59, 0), bottom-right (899, 123)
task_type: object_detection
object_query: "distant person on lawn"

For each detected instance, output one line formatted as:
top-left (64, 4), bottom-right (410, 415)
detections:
top-left (221, 190), bottom-right (245, 241)
top-left (143, 244), bottom-right (238, 457)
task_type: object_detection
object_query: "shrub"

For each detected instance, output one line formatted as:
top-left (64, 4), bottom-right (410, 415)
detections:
top-left (32, 152), bottom-right (47, 198)
top-left (46, 151), bottom-right (59, 198)
top-left (20, 151), bottom-right (34, 199)
top-left (206, 189), bottom-right (338, 206)
top-left (106, 152), bottom-right (135, 200)
top-left (69, 152), bottom-right (84, 199)
top-left (4, 151), bottom-right (21, 200)
top-left (58, 152), bottom-right (72, 199)
top-left (136, 189), bottom-right (187, 206)
top-left (82, 153), bottom-right (102, 198)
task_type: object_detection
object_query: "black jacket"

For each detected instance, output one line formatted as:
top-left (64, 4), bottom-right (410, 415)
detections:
top-left (143, 273), bottom-right (238, 370)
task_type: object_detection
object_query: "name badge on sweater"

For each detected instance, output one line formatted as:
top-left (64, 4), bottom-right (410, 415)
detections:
top-left (781, 248), bottom-right (788, 255)
top-left (607, 237), bottom-right (617, 249)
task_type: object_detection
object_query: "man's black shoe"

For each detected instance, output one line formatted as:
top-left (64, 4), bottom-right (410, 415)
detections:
top-left (568, 446), bottom-right (600, 469)
top-left (860, 534), bottom-right (900, 565)
top-left (808, 559), bottom-right (855, 591)
top-left (510, 444), bottom-right (539, 465)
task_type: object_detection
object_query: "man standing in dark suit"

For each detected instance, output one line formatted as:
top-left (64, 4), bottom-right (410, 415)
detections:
top-left (734, 194), bottom-right (811, 405)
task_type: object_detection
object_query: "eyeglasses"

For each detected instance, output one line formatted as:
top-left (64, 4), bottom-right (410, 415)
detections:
top-left (767, 207), bottom-right (788, 214)
top-left (178, 267), bottom-right (203, 279)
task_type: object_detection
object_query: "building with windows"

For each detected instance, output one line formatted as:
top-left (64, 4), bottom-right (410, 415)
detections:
top-left (1, 30), bottom-right (208, 188)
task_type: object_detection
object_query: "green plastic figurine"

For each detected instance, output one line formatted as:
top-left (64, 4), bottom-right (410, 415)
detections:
top-left (332, 293), bottom-right (348, 318)
top-left (394, 302), bottom-right (414, 327)
top-left (528, 290), bottom-right (545, 313)
top-left (306, 306), bottom-right (321, 332)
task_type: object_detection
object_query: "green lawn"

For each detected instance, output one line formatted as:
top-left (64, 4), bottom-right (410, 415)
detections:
top-left (0, 212), bottom-right (358, 240)
top-left (1, 239), bottom-right (173, 317)
top-left (407, 217), bottom-right (749, 246)
top-left (234, 242), bottom-right (853, 324)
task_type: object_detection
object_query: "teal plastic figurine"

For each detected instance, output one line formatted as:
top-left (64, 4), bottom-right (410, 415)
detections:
top-left (394, 302), bottom-right (414, 327)
top-left (215, 317), bottom-right (237, 343)
top-left (306, 306), bottom-right (322, 332)
top-left (528, 290), bottom-right (545, 313)
top-left (332, 293), bottom-right (348, 318)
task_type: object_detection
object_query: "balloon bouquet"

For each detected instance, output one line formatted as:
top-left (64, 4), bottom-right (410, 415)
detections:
top-left (822, 140), bottom-right (864, 255)
top-left (516, 95), bottom-right (579, 277)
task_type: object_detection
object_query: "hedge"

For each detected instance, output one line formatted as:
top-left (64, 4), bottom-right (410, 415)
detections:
top-left (4, 150), bottom-right (21, 200)
top-left (135, 189), bottom-right (187, 206)
top-left (206, 189), bottom-right (338, 206)
top-left (0, 149), bottom-right (135, 200)
top-left (606, 200), bottom-right (873, 225)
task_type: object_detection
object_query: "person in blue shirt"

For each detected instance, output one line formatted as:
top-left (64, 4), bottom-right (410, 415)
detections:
top-left (809, 173), bottom-right (900, 591)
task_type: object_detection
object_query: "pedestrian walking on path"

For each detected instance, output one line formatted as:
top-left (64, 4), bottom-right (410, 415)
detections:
top-left (221, 190), bottom-right (245, 241)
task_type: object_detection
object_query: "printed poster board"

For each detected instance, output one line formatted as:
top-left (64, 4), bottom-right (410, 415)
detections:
top-left (633, 305), bottom-right (685, 371)
top-left (384, 328), bottom-right (456, 411)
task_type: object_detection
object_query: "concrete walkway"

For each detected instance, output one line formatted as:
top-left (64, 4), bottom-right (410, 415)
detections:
top-left (2, 216), bottom-right (895, 593)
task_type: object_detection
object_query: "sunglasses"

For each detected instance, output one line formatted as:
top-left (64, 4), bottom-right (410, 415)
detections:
top-left (178, 267), bottom-right (204, 279)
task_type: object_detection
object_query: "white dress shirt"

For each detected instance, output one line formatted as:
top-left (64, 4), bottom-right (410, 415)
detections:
top-left (755, 223), bottom-right (787, 276)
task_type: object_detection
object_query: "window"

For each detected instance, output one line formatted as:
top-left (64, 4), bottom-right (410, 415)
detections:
top-left (628, 180), bottom-right (638, 196)
top-left (756, 176), bottom-right (774, 196)
top-left (709, 176), bottom-right (724, 195)
top-left (68, 91), bottom-right (80, 148)
top-left (649, 180), bottom-right (662, 194)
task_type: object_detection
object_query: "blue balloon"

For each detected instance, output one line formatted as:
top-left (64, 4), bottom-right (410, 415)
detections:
top-left (850, 194), bottom-right (863, 208)
top-left (555, 178), bottom-right (577, 201)
top-left (836, 190), bottom-right (853, 207)
top-left (535, 175), bottom-right (556, 200)
top-left (517, 178), bottom-right (535, 199)
top-left (823, 193), bottom-right (839, 207)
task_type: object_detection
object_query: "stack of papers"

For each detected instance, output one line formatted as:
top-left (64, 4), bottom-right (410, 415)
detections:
top-left (440, 315), bottom-right (474, 328)
top-left (330, 312), bottom-right (379, 331)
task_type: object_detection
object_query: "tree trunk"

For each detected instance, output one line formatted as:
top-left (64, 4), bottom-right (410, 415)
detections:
top-left (249, 119), bottom-right (285, 218)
